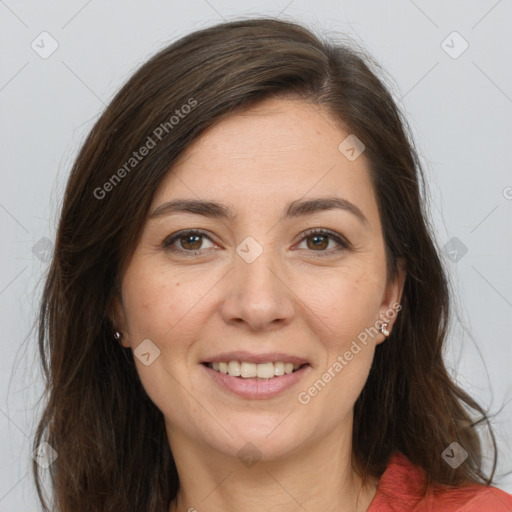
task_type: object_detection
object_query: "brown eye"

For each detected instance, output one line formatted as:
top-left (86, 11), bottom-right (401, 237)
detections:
top-left (296, 228), bottom-right (350, 256)
top-left (163, 230), bottom-right (215, 255)
top-left (163, 228), bottom-right (350, 257)
top-left (306, 234), bottom-right (329, 251)
top-left (178, 233), bottom-right (202, 251)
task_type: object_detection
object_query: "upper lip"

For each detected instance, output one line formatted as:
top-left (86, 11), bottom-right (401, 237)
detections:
top-left (202, 351), bottom-right (309, 366)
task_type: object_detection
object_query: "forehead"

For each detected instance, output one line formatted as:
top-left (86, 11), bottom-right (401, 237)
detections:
top-left (150, 98), bottom-right (378, 225)
top-left (173, 97), bottom-right (350, 167)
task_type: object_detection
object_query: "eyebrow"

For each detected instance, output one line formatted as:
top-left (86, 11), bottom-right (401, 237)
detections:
top-left (149, 196), bottom-right (368, 225)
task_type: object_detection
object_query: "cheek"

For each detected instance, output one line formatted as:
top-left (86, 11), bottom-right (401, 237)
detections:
top-left (297, 274), bottom-right (380, 414)
top-left (299, 267), bottom-right (383, 350)
top-left (122, 261), bottom-right (214, 341)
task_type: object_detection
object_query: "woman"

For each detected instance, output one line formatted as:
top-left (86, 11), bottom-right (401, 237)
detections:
top-left (33, 17), bottom-right (512, 512)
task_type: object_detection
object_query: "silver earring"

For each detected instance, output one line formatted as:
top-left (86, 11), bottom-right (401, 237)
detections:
top-left (380, 322), bottom-right (390, 337)
top-left (114, 331), bottom-right (122, 340)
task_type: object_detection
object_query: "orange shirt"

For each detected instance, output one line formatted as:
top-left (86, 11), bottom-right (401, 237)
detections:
top-left (366, 452), bottom-right (512, 511)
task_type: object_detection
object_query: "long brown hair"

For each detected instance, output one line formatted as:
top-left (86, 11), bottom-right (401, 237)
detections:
top-left (33, 16), bottom-right (498, 511)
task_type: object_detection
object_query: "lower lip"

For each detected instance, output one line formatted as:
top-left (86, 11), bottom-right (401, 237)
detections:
top-left (202, 364), bottom-right (311, 400)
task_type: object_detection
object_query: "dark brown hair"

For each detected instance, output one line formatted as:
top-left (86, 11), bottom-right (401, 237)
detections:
top-left (33, 16), bottom-right (498, 511)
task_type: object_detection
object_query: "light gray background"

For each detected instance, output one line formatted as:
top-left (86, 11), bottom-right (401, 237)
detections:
top-left (1, 1), bottom-right (511, 509)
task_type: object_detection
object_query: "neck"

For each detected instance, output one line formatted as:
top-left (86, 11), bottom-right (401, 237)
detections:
top-left (167, 424), bottom-right (378, 512)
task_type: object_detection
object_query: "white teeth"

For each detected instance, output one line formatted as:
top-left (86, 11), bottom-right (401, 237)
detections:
top-left (208, 360), bottom-right (304, 379)
top-left (228, 361), bottom-right (241, 376)
top-left (241, 362), bottom-right (257, 378)
top-left (257, 362), bottom-right (275, 379)
top-left (274, 362), bottom-right (285, 376)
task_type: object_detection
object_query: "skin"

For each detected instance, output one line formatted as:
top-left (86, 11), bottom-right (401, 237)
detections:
top-left (113, 97), bottom-right (406, 512)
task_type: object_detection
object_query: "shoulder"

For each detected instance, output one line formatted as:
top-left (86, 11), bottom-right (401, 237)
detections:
top-left (367, 452), bottom-right (512, 512)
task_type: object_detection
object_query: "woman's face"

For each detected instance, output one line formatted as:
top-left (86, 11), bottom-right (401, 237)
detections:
top-left (114, 97), bottom-right (404, 462)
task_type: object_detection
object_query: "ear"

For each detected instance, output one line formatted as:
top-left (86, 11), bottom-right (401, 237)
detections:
top-left (377, 258), bottom-right (406, 343)
top-left (109, 293), bottom-right (130, 348)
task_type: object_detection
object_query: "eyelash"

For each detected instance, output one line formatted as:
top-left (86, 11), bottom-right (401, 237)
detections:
top-left (162, 228), bottom-right (350, 258)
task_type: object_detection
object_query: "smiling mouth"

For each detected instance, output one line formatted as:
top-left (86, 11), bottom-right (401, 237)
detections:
top-left (203, 361), bottom-right (308, 380)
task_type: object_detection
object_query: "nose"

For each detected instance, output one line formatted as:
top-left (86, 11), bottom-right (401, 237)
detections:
top-left (219, 245), bottom-right (295, 332)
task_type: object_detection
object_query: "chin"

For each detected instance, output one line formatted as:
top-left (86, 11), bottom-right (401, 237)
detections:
top-left (212, 421), bottom-right (307, 461)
